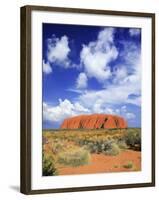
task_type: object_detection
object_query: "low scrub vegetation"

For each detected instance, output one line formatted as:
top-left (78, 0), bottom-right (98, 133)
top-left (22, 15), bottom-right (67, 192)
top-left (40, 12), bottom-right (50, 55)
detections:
top-left (123, 161), bottom-right (134, 169)
top-left (104, 142), bottom-right (121, 156)
top-left (81, 139), bottom-right (121, 156)
top-left (42, 153), bottom-right (58, 176)
top-left (42, 128), bottom-right (141, 175)
top-left (124, 129), bottom-right (141, 150)
top-left (57, 148), bottom-right (90, 167)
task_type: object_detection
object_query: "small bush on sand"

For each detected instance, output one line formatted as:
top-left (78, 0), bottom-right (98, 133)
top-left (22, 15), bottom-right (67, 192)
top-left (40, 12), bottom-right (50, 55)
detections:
top-left (117, 139), bottom-right (128, 149)
top-left (42, 154), bottom-right (58, 176)
top-left (105, 142), bottom-right (120, 156)
top-left (85, 139), bottom-right (120, 155)
top-left (123, 161), bottom-right (133, 169)
top-left (124, 129), bottom-right (141, 150)
top-left (57, 148), bottom-right (90, 167)
top-left (51, 141), bottom-right (65, 154)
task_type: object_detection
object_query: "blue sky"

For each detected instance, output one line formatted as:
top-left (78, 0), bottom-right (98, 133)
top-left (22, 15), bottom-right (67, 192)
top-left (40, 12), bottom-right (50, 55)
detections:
top-left (42, 23), bottom-right (141, 129)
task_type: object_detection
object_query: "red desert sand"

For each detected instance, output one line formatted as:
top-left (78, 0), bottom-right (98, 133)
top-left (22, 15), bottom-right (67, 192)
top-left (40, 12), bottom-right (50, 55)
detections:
top-left (58, 150), bottom-right (141, 175)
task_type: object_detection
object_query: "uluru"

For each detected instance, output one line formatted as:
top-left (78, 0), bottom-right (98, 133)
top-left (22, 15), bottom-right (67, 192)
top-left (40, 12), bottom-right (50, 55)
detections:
top-left (60, 114), bottom-right (127, 129)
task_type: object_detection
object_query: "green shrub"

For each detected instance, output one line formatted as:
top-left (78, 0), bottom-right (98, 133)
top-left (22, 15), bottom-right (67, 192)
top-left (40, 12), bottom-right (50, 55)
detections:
top-left (57, 148), bottom-right (90, 167)
top-left (104, 142), bottom-right (120, 156)
top-left (42, 154), bottom-right (58, 176)
top-left (85, 139), bottom-right (120, 156)
top-left (117, 139), bottom-right (128, 149)
top-left (123, 161), bottom-right (133, 169)
top-left (86, 142), bottom-right (97, 153)
top-left (52, 142), bottom-right (65, 154)
top-left (124, 129), bottom-right (141, 150)
top-left (78, 140), bottom-right (87, 146)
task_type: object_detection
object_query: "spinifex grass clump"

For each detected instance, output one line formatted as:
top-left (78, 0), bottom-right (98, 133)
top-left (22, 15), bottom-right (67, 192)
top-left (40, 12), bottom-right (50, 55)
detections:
top-left (57, 148), bottom-right (91, 167)
top-left (42, 153), bottom-right (58, 176)
top-left (80, 139), bottom-right (121, 156)
top-left (124, 129), bottom-right (141, 150)
top-left (123, 161), bottom-right (134, 169)
top-left (105, 142), bottom-right (121, 156)
top-left (117, 139), bottom-right (128, 150)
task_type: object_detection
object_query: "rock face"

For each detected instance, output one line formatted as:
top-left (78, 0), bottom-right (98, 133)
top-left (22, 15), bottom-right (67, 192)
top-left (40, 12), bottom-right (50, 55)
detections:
top-left (60, 114), bottom-right (127, 129)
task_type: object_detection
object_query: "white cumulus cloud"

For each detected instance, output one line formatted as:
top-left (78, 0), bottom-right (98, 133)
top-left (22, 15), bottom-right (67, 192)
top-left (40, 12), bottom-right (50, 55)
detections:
top-left (126, 112), bottom-right (136, 119)
top-left (76, 72), bottom-right (88, 89)
top-left (78, 82), bottom-right (141, 110)
top-left (129, 28), bottom-right (141, 37)
top-left (43, 35), bottom-right (71, 74)
top-left (43, 99), bottom-right (90, 123)
top-left (80, 28), bottom-right (118, 82)
top-left (112, 65), bottom-right (128, 84)
top-left (47, 35), bottom-right (70, 64)
top-left (43, 60), bottom-right (52, 74)
top-left (121, 105), bottom-right (127, 113)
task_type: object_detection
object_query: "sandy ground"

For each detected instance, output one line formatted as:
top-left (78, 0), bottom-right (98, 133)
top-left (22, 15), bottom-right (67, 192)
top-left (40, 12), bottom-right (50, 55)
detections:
top-left (57, 150), bottom-right (141, 175)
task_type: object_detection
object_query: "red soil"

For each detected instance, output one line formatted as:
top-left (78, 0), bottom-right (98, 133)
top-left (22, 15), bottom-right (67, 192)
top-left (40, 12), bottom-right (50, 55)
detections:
top-left (58, 150), bottom-right (141, 175)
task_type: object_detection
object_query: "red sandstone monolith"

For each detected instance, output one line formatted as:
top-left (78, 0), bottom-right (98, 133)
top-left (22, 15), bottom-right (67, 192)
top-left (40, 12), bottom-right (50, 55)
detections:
top-left (60, 114), bottom-right (127, 129)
